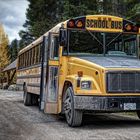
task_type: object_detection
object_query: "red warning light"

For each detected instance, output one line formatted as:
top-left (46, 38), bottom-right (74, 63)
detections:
top-left (125, 24), bottom-right (132, 31)
top-left (76, 20), bottom-right (83, 28)
top-left (68, 20), bottom-right (75, 28)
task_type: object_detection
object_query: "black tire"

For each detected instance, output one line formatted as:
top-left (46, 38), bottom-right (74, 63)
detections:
top-left (23, 85), bottom-right (32, 106)
top-left (137, 111), bottom-right (140, 119)
top-left (63, 87), bottom-right (83, 127)
top-left (31, 94), bottom-right (39, 105)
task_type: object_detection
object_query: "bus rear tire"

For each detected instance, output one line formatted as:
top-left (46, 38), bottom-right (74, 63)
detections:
top-left (63, 87), bottom-right (83, 127)
top-left (23, 86), bottom-right (32, 106)
top-left (137, 110), bottom-right (140, 119)
top-left (31, 94), bottom-right (39, 105)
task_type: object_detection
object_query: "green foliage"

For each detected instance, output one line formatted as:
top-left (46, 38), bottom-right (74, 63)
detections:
top-left (18, 30), bottom-right (33, 50)
top-left (18, 0), bottom-right (140, 48)
top-left (129, 3), bottom-right (140, 17)
top-left (25, 0), bottom-right (61, 38)
top-left (62, 0), bottom-right (97, 20)
top-left (10, 39), bottom-right (18, 62)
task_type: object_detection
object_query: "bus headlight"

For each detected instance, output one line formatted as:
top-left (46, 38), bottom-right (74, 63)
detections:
top-left (81, 81), bottom-right (91, 89)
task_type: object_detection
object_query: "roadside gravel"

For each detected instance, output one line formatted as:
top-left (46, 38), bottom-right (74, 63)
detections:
top-left (0, 90), bottom-right (140, 140)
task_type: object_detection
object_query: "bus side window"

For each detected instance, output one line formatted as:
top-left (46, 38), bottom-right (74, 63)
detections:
top-left (34, 46), bottom-right (38, 64)
top-left (31, 48), bottom-right (34, 65)
top-left (33, 47), bottom-right (36, 65)
top-left (44, 37), bottom-right (48, 62)
top-left (20, 54), bottom-right (22, 68)
top-left (18, 55), bottom-right (21, 69)
top-left (26, 51), bottom-right (28, 67)
top-left (29, 49), bottom-right (31, 66)
top-left (50, 35), bottom-right (59, 60)
top-left (24, 53), bottom-right (26, 67)
top-left (25, 51), bottom-right (28, 67)
top-left (27, 50), bottom-right (30, 66)
top-left (40, 43), bottom-right (43, 63)
top-left (22, 54), bottom-right (24, 68)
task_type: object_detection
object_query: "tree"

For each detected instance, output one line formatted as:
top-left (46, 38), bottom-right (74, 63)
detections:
top-left (19, 0), bottom-right (140, 48)
top-left (20, 0), bottom-right (98, 41)
top-left (18, 30), bottom-right (34, 50)
top-left (24, 0), bottom-right (61, 38)
top-left (123, 0), bottom-right (140, 18)
top-left (19, 0), bottom-right (62, 47)
top-left (9, 39), bottom-right (18, 62)
top-left (0, 24), bottom-right (9, 69)
top-left (95, 0), bottom-right (126, 17)
top-left (62, 0), bottom-right (98, 20)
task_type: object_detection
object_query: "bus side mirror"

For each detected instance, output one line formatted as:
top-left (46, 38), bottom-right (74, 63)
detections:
top-left (59, 29), bottom-right (67, 46)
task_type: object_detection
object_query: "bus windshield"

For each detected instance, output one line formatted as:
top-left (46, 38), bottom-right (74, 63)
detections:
top-left (68, 30), bottom-right (138, 57)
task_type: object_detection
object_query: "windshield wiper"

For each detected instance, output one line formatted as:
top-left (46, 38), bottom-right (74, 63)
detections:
top-left (105, 33), bottom-right (122, 47)
top-left (86, 29), bottom-right (103, 47)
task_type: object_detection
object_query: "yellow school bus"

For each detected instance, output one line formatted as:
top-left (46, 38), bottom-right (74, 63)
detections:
top-left (17, 15), bottom-right (140, 127)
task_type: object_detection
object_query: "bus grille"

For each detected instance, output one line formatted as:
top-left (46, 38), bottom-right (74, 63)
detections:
top-left (106, 71), bottom-right (140, 93)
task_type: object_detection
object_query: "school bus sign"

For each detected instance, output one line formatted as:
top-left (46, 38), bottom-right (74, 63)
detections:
top-left (66, 15), bottom-right (139, 34)
top-left (86, 15), bottom-right (123, 32)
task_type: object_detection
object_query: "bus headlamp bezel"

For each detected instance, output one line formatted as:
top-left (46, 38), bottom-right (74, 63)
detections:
top-left (81, 81), bottom-right (91, 89)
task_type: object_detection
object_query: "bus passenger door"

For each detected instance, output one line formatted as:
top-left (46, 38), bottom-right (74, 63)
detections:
top-left (44, 32), bottom-right (59, 114)
top-left (40, 36), bottom-right (49, 110)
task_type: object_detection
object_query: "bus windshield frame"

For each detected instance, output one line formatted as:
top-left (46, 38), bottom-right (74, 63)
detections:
top-left (65, 29), bottom-right (139, 58)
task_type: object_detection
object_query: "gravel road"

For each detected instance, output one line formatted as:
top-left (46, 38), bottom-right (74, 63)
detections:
top-left (0, 90), bottom-right (140, 140)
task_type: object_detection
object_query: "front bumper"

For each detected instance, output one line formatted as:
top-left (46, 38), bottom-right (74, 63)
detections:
top-left (74, 96), bottom-right (140, 112)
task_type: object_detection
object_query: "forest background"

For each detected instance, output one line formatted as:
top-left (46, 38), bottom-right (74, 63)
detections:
top-left (0, 0), bottom-right (140, 69)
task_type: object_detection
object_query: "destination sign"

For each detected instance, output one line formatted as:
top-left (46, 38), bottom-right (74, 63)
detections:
top-left (86, 16), bottom-right (123, 32)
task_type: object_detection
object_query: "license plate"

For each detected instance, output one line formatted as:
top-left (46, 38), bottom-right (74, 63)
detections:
top-left (124, 103), bottom-right (136, 110)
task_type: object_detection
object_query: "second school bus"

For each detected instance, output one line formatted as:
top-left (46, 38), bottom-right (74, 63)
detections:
top-left (17, 15), bottom-right (140, 126)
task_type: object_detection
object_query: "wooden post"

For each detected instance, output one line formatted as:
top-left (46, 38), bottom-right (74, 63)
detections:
top-left (7, 71), bottom-right (10, 85)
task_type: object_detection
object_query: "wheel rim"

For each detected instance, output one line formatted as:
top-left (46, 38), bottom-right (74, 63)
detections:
top-left (64, 92), bottom-right (72, 122)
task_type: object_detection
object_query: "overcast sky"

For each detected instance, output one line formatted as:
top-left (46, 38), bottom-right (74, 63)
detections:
top-left (0, 0), bottom-right (29, 42)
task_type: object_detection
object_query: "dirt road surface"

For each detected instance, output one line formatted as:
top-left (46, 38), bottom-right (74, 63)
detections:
top-left (0, 90), bottom-right (140, 140)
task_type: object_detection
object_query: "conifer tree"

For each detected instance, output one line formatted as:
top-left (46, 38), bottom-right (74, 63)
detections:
top-left (25, 0), bottom-right (61, 38)
top-left (62, 0), bottom-right (98, 20)
top-left (19, 0), bottom-right (140, 48)
top-left (10, 39), bottom-right (18, 62)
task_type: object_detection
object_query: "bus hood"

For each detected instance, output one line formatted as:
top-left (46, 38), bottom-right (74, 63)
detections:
top-left (78, 56), bottom-right (140, 68)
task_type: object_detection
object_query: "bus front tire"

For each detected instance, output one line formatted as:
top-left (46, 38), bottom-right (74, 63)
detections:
top-left (23, 86), bottom-right (32, 106)
top-left (137, 110), bottom-right (140, 119)
top-left (63, 87), bottom-right (83, 127)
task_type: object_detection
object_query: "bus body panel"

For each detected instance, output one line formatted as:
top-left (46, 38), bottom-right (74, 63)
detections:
top-left (17, 65), bottom-right (42, 95)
